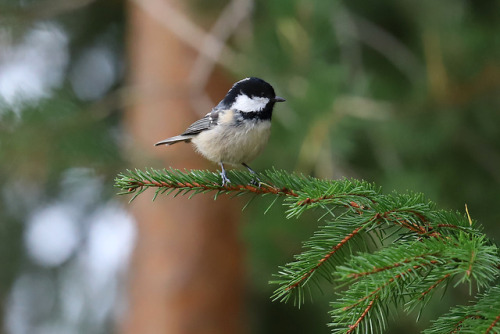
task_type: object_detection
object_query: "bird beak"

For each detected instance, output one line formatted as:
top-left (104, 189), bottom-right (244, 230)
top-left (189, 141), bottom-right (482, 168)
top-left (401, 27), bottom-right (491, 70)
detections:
top-left (274, 96), bottom-right (286, 102)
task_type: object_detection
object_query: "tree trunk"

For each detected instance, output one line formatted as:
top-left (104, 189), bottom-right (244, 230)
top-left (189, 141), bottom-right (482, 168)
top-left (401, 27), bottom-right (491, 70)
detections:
top-left (121, 1), bottom-right (244, 333)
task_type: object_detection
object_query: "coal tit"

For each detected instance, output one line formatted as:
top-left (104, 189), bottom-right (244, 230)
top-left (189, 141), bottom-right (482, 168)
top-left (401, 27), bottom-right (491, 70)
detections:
top-left (155, 77), bottom-right (285, 185)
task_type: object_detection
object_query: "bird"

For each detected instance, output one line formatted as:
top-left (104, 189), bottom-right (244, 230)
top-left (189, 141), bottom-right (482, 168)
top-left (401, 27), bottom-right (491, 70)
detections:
top-left (154, 77), bottom-right (285, 186)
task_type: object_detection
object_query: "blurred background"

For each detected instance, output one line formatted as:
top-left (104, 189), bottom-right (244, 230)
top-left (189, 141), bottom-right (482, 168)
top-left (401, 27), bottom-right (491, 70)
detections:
top-left (1, 0), bottom-right (499, 333)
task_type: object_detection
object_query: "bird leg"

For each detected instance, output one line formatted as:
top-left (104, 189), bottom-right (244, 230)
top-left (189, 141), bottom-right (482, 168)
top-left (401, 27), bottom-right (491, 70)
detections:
top-left (242, 163), bottom-right (261, 185)
top-left (219, 162), bottom-right (231, 186)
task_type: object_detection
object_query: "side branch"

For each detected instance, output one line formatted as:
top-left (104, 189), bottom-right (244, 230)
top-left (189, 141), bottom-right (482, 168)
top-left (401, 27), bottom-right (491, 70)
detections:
top-left (486, 312), bottom-right (500, 334)
top-left (420, 273), bottom-right (450, 299)
top-left (348, 256), bottom-right (439, 279)
top-left (450, 314), bottom-right (484, 333)
top-left (347, 296), bottom-right (379, 334)
top-left (286, 224), bottom-right (366, 292)
top-left (344, 257), bottom-right (447, 312)
top-left (296, 193), bottom-right (375, 206)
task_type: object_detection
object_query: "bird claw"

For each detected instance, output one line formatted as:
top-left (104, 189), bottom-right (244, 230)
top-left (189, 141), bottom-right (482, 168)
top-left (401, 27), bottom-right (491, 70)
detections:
top-left (249, 177), bottom-right (261, 187)
top-left (242, 163), bottom-right (262, 187)
top-left (220, 171), bottom-right (231, 187)
top-left (219, 162), bottom-right (232, 187)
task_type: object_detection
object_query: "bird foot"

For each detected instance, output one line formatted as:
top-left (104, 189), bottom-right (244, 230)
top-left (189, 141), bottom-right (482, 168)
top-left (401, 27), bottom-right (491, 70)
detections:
top-left (220, 171), bottom-right (231, 187)
top-left (242, 163), bottom-right (262, 186)
top-left (249, 177), bottom-right (262, 187)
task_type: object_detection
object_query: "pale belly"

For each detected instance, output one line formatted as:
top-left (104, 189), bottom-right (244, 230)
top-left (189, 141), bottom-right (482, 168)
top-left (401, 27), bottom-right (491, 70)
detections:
top-left (191, 121), bottom-right (271, 165)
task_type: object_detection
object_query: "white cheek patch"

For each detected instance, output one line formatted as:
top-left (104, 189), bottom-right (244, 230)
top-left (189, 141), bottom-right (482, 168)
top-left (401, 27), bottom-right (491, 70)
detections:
top-left (232, 94), bottom-right (269, 112)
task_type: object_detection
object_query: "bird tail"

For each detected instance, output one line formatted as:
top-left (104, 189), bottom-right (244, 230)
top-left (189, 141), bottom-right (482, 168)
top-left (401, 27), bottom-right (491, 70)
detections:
top-left (154, 135), bottom-right (194, 146)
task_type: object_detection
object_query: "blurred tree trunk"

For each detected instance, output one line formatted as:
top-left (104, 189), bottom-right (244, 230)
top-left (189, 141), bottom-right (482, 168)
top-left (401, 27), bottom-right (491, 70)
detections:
top-left (121, 1), bottom-right (244, 334)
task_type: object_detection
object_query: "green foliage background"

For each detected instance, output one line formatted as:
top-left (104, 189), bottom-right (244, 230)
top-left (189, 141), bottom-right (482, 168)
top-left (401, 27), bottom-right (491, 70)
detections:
top-left (1, 0), bottom-right (500, 333)
top-left (225, 1), bottom-right (500, 332)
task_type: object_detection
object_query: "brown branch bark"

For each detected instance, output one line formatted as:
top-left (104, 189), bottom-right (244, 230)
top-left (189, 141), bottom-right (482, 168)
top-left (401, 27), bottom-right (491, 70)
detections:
top-left (124, 177), bottom-right (299, 197)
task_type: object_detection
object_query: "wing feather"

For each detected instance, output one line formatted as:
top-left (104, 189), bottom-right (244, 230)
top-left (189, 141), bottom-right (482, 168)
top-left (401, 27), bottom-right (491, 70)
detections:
top-left (181, 115), bottom-right (210, 135)
top-left (181, 110), bottom-right (220, 135)
top-left (155, 110), bottom-right (221, 146)
top-left (154, 135), bottom-right (193, 146)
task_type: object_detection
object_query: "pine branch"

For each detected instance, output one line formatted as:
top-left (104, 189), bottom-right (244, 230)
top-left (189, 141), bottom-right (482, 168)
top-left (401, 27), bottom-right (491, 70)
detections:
top-left (424, 286), bottom-right (500, 333)
top-left (115, 168), bottom-right (299, 202)
top-left (115, 167), bottom-right (500, 333)
top-left (329, 235), bottom-right (499, 333)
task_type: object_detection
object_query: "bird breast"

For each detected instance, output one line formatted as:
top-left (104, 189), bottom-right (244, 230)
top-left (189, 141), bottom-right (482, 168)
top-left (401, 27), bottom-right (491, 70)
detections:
top-left (191, 119), bottom-right (271, 165)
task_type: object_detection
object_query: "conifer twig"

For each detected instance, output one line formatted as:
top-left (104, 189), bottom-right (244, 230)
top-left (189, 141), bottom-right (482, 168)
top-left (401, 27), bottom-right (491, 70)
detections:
top-left (115, 167), bottom-right (500, 334)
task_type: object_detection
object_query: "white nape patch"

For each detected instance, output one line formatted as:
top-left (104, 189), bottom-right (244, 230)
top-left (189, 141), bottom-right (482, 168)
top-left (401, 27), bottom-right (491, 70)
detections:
top-left (232, 94), bottom-right (269, 112)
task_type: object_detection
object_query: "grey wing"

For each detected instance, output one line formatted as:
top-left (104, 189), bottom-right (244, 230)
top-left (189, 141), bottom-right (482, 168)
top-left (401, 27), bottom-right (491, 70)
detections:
top-left (180, 114), bottom-right (211, 135)
top-left (155, 111), bottom-right (218, 146)
top-left (181, 110), bottom-right (219, 136)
